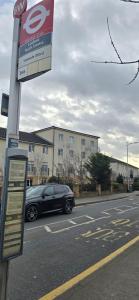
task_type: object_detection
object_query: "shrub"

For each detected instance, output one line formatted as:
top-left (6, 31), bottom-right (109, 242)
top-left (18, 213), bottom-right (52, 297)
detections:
top-left (133, 177), bottom-right (139, 190)
top-left (80, 182), bottom-right (96, 192)
top-left (48, 176), bottom-right (62, 183)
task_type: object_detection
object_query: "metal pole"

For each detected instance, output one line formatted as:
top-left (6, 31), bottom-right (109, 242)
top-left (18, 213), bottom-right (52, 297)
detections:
top-left (6, 18), bottom-right (21, 147)
top-left (127, 142), bottom-right (129, 192)
top-left (0, 17), bottom-right (21, 300)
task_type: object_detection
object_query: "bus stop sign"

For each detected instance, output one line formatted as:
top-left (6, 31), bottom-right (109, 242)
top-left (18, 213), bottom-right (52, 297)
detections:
top-left (13, 0), bottom-right (27, 18)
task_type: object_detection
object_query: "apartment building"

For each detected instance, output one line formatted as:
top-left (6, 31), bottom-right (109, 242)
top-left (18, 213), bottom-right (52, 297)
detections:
top-left (110, 157), bottom-right (139, 181)
top-left (34, 126), bottom-right (99, 177)
top-left (0, 127), bottom-right (53, 186)
top-left (1, 125), bottom-right (138, 186)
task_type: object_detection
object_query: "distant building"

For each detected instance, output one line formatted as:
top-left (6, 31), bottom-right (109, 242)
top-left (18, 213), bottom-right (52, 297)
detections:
top-left (109, 156), bottom-right (139, 181)
top-left (34, 126), bottom-right (99, 178)
top-left (0, 125), bottom-right (139, 187)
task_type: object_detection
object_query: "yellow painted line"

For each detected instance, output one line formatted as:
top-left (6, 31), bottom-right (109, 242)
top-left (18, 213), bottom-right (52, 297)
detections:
top-left (39, 235), bottom-right (139, 300)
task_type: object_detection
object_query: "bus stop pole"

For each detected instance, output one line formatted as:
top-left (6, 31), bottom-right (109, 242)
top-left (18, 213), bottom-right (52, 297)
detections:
top-left (0, 17), bottom-right (21, 300)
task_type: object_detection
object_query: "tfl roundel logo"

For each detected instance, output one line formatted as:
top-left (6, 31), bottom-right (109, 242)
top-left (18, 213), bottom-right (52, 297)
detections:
top-left (23, 5), bottom-right (50, 34)
top-left (20, 0), bottom-right (54, 45)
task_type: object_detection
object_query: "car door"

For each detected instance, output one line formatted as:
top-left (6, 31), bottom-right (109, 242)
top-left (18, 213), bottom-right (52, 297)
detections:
top-left (42, 186), bottom-right (55, 212)
top-left (53, 185), bottom-right (65, 209)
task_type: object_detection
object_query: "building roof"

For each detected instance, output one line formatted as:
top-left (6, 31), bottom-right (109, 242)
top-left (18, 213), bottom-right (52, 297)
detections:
top-left (33, 125), bottom-right (100, 139)
top-left (0, 127), bottom-right (53, 146)
top-left (109, 156), bottom-right (139, 170)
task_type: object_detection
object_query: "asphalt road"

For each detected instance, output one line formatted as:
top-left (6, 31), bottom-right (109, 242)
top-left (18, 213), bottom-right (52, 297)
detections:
top-left (7, 193), bottom-right (139, 300)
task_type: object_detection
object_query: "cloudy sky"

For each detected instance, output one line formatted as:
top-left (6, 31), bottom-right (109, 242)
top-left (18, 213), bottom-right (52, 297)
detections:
top-left (1, 0), bottom-right (139, 166)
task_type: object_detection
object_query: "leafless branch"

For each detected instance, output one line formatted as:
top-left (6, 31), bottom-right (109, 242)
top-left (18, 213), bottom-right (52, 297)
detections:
top-left (91, 59), bottom-right (139, 65)
top-left (107, 17), bottom-right (123, 63)
top-left (128, 61), bottom-right (139, 84)
top-left (91, 17), bottom-right (139, 84)
top-left (121, 0), bottom-right (139, 3)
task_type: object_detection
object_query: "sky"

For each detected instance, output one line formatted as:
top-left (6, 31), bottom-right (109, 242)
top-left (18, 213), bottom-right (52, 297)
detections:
top-left (1, 0), bottom-right (139, 167)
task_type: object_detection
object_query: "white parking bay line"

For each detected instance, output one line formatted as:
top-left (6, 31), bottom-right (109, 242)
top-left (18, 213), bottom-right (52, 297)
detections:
top-left (69, 220), bottom-right (77, 225)
top-left (26, 225), bottom-right (43, 231)
top-left (44, 225), bottom-right (52, 232)
top-left (86, 215), bottom-right (94, 220)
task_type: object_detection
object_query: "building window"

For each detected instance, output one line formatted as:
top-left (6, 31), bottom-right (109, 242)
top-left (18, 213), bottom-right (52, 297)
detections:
top-left (81, 152), bottom-right (86, 159)
top-left (69, 150), bottom-right (74, 157)
top-left (59, 133), bottom-right (63, 141)
top-left (26, 179), bottom-right (32, 186)
top-left (29, 144), bottom-right (34, 153)
top-left (69, 136), bottom-right (75, 144)
top-left (69, 150), bottom-right (74, 158)
top-left (58, 149), bottom-right (63, 156)
top-left (27, 163), bottom-right (34, 173)
top-left (43, 146), bottom-right (48, 154)
top-left (90, 141), bottom-right (94, 148)
top-left (41, 164), bottom-right (48, 175)
top-left (56, 163), bottom-right (63, 176)
top-left (81, 139), bottom-right (85, 145)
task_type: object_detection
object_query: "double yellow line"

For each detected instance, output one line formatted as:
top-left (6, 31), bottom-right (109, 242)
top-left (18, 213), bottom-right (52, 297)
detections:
top-left (39, 235), bottom-right (139, 300)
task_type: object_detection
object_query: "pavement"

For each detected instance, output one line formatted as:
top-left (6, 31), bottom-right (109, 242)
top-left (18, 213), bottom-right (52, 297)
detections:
top-left (75, 191), bottom-right (130, 206)
top-left (57, 191), bottom-right (139, 300)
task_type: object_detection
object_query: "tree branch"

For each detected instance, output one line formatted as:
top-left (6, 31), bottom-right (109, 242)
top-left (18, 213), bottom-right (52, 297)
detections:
top-left (128, 61), bottom-right (139, 84)
top-left (91, 17), bottom-right (139, 84)
top-left (107, 17), bottom-right (123, 63)
top-left (121, 0), bottom-right (139, 3)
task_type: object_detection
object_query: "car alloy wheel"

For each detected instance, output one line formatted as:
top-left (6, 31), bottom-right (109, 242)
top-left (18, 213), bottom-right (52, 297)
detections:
top-left (64, 200), bottom-right (72, 214)
top-left (26, 205), bottom-right (38, 222)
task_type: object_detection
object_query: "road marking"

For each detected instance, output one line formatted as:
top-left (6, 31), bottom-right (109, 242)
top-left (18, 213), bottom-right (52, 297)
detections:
top-left (26, 225), bottom-right (44, 231)
top-left (69, 220), bottom-right (77, 225)
top-left (86, 215), bottom-right (94, 220)
top-left (119, 206), bottom-right (139, 214)
top-left (39, 235), bottom-right (139, 300)
top-left (49, 216), bottom-right (109, 234)
top-left (26, 215), bottom-right (88, 231)
top-left (44, 226), bottom-right (52, 232)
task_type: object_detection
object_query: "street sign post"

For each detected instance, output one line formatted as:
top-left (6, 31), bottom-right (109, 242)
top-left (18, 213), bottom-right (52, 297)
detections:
top-left (0, 0), bottom-right (54, 298)
top-left (13, 0), bottom-right (27, 18)
top-left (0, 2), bottom-right (27, 299)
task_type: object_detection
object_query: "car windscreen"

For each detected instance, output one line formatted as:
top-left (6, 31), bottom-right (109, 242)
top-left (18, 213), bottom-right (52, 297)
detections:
top-left (26, 186), bottom-right (45, 197)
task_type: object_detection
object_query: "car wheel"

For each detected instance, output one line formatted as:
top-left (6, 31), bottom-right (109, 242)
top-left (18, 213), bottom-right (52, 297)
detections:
top-left (63, 200), bottom-right (72, 214)
top-left (25, 205), bottom-right (38, 222)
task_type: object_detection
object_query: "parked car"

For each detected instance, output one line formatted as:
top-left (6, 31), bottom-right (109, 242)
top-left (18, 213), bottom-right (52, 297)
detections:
top-left (25, 184), bottom-right (75, 222)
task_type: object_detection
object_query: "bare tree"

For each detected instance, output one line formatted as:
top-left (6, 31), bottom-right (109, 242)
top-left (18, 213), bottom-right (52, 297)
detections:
top-left (57, 153), bottom-right (85, 183)
top-left (33, 152), bottom-right (45, 184)
top-left (91, 1), bottom-right (139, 84)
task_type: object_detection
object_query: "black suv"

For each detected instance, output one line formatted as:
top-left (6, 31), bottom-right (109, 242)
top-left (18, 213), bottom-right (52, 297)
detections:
top-left (25, 184), bottom-right (75, 222)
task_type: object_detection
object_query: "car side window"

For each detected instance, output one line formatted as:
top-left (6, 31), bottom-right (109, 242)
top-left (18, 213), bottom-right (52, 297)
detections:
top-left (55, 185), bottom-right (65, 194)
top-left (44, 186), bottom-right (54, 196)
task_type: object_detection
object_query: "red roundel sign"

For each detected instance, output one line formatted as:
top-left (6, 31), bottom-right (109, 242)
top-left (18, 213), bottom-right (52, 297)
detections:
top-left (13, 0), bottom-right (27, 18)
top-left (20, 0), bottom-right (54, 45)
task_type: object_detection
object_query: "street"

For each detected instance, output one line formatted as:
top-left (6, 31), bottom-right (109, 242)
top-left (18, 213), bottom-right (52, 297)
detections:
top-left (7, 193), bottom-right (139, 300)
